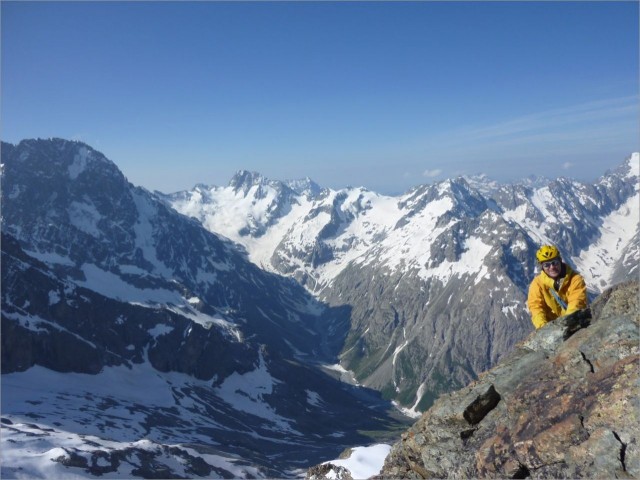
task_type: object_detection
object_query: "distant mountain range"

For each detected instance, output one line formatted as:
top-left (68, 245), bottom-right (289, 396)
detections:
top-left (1, 138), bottom-right (638, 477)
top-left (163, 150), bottom-right (639, 414)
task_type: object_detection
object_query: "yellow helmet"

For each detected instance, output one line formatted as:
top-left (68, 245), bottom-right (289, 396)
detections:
top-left (536, 245), bottom-right (560, 263)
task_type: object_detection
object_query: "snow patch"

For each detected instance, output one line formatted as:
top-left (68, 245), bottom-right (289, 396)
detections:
top-left (131, 190), bottom-right (172, 277)
top-left (305, 389), bottom-right (324, 407)
top-left (392, 381), bottom-right (427, 419)
top-left (24, 249), bottom-right (75, 266)
top-left (0, 361), bottom-right (249, 465)
top-left (68, 147), bottom-right (90, 179)
top-left (322, 444), bottom-right (392, 479)
top-left (419, 236), bottom-right (492, 284)
top-left (575, 192), bottom-right (640, 289)
top-left (78, 264), bottom-right (179, 304)
top-left (214, 352), bottom-right (299, 433)
top-left (68, 200), bottom-right (102, 237)
top-left (48, 290), bottom-right (61, 305)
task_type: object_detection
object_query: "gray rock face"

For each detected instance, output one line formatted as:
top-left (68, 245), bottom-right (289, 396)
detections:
top-left (320, 208), bottom-right (538, 411)
top-left (1, 139), bottom-right (341, 372)
top-left (0, 231), bottom-right (259, 378)
top-left (378, 280), bottom-right (639, 479)
top-left (307, 463), bottom-right (354, 480)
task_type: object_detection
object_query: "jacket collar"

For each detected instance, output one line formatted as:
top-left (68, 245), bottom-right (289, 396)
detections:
top-left (539, 262), bottom-right (573, 287)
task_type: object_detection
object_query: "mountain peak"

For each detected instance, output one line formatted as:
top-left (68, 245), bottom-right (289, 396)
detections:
top-left (516, 174), bottom-right (552, 189)
top-left (8, 137), bottom-right (121, 183)
top-left (285, 176), bottom-right (323, 199)
top-left (621, 151), bottom-right (639, 180)
top-left (229, 169), bottom-right (265, 190)
top-left (462, 173), bottom-right (503, 197)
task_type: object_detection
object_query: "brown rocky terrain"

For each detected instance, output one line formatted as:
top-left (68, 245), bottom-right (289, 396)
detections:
top-left (309, 280), bottom-right (638, 479)
top-left (376, 279), bottom-right (638, 479)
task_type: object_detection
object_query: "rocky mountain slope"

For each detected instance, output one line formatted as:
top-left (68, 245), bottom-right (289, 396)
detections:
top-left (2, 138), bottom-right (637, 477)
top-left (1, 139), bottom-right (349, 365)
top-left (165, 153), bottom-right (639, 412)
top-left (0, 138), bottom-right (407, 477)
top-left (376, 279), bottom-right (639, 479)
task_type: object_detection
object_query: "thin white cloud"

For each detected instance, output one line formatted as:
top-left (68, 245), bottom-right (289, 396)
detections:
top-left (413, 95), bottom-right (638, 171)
top-left (461, 95), bottom-right (638, 143)
top-left (416, 95), bottom-right (637, 158)
top-left (562, 162), bottom-right (574, 170)
top-left (423, 168), bottom-right (442, 178)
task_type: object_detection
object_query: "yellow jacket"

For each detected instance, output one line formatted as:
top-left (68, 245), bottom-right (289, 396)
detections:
top-left (527, 264), bottom-right (588, 329)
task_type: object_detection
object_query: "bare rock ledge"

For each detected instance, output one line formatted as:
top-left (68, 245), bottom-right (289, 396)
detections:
top-left (375, 280), bottom-right (639, 479)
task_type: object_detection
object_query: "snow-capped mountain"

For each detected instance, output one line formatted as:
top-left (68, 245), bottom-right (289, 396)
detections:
top-left (166, 152), bottom-right (639, 414)
top-left (1, 140), bottom-right (344, 363)
top-left (1, 139), bottom-right (408, 478)
top-left (2, 138), bottom-right (637, 478)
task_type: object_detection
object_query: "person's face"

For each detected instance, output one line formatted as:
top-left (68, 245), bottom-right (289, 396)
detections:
top-left (541, 258), bottom-right (561, 278)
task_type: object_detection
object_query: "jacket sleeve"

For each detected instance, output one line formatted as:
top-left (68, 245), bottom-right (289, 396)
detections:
top-left (565, 273), bottom-right (588, 314)
top-left (527, 279), bottom-right (549, 329)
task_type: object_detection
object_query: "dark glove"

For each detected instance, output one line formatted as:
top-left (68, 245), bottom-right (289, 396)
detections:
top-left (561, 308), bottom-right (592, 340)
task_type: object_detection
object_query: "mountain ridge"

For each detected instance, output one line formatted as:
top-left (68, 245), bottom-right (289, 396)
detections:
top-left (1, 138), bottom-right (408, 477)
top-left (166, 150), bottom-right (638, 412)
top-left (1, 138), bottom-right (638, 478)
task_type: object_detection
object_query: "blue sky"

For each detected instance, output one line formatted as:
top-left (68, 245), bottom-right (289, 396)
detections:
top-left (2, 1), bottom-right (638, 194)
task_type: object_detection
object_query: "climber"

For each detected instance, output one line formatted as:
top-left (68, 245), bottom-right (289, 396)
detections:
top-left (527, 245), bottom-right (588, 329)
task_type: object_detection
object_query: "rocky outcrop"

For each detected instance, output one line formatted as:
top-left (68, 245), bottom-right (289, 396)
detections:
top-left (307, 463), bottom-right (354, 480)
top-left (378, 280), bottom-right (639, 479)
